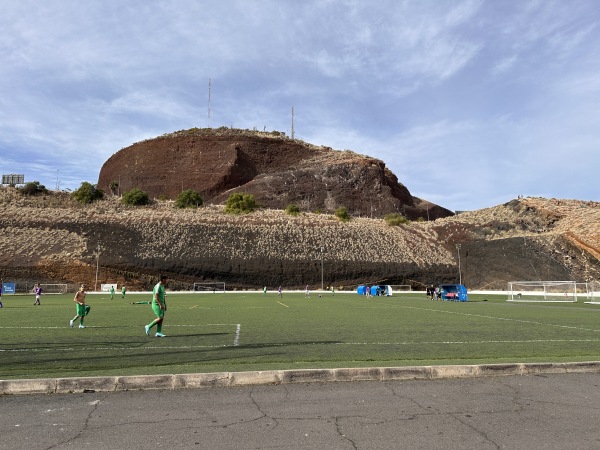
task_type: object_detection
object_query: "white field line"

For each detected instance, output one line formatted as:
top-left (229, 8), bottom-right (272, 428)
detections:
top-left (2, 338), bottom-right (600, 353)
top-left (0, 324), bottom-right (238, 329)
top-left (276, 301), bottom-right (289, 308)
top-left (234, 323), bottom-right (241, 347)
top-left (397, 304), bottom-right (600, 333)
top-left (0, 323), bottom-right (242, 351)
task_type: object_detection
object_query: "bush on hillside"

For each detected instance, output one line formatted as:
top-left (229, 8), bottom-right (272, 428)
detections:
top-left (122, 188), bottom-right (149, 206)
top-left (335, 206), bottom-right (350, 222)
top-left (384, 213), bottom-right (409, 226)
top-left (285, 204), bottom-right (301, 216)
top-left (175, 189), bottom-right (204, 208)
top-left (225, 192), bottom-right (256, 214)
top-left (20, 181), bottom-right (48, 196)
top-left (71, 182), bottom-right (103, 204)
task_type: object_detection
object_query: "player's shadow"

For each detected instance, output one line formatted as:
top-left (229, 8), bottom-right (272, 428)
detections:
top-left (170, 332), bottom-right (230, 338)
top-left (233, 340), bottom-right (342, 350)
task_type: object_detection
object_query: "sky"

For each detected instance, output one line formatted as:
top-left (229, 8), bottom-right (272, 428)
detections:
top-left (1, 0), bottom-right (599, 212)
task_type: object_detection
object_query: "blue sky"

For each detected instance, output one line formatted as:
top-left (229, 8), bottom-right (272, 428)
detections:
top-left (1, 0), bottom-right (599, 212)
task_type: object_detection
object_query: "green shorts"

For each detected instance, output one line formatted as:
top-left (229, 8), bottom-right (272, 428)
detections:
top-left (77, 304), bottom-right (91, 316)
top-left (152, 303), bottom-right (165, 319)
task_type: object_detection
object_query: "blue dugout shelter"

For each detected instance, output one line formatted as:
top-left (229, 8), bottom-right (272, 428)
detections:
top-left (439, 284), bottom-right (468, 301)
top-left (357, 285), bottom-right (393, 296)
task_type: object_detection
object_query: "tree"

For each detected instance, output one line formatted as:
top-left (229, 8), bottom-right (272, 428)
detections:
top-left (71, 182), bottom-right (103, 204)
top-left (109, 181), bottom-right (119, 196)
top-left (20, 181), bottom-right (48, 196)
top-left (225, 192), bottom-right (256, 214)
top-left (175, 189), bottom-right (204, 208)
top-left (121, 188), bottom-right (149, 206)
top-left (334, 206), bottom-right (351, 222)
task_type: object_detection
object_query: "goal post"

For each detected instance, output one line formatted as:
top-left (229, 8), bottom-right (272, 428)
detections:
top-left (507, 281), bottom-right (577, 302)
top-left (38, 283), bottom-right (68, 294)
top-left (193, 282), bottom-right (225, 293)
top-left (101, 283), bottom-right (118, 292)
top-left (584, 280), bottom-right (600, 304)
top-left (388, 285), bottom-right (411, 292)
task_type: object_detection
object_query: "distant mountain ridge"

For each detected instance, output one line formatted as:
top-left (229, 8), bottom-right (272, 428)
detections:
top-left (97, 127), bottom-right (453, 220)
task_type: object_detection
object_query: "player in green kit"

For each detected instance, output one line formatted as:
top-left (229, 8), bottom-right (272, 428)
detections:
top-left (121, 285), bottom-right (126, 298)
top-left (110, 285), bottom-right (115, 300)
top-left (144, 275), bottom-right (167, 337)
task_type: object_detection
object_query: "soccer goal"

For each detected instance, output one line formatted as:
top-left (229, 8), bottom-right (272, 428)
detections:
top-left (101, 283), bottom-right (118, 292)
top-left (389, 285), bottom-right (411, 292)
top-left (38, 283), bottom-right (68, 294)
top-left (583, 280), bottom-right (600, 304)
top-left (507, 281), bottom-right (577, 302)
top-left (388, 285), bottom-right (411, 295)
top-left (193, 282), bottom-right (226, 293)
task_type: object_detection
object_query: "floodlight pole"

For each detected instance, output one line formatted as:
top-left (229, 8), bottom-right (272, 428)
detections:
top-left (95, 244), bottom-right (100, 292)
top-left (320, 246), bottom-right (324, 291)
top-left (456, 244), bottom-right (462, 285)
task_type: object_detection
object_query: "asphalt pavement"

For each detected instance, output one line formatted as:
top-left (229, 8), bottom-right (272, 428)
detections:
top-left (2, 371), bottom-right (600, 449)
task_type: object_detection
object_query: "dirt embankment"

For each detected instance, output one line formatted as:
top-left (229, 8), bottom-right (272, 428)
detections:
top-left (1, 188), bottom-right (599, 291)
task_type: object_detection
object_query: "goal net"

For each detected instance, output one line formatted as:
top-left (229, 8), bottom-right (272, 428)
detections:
top-left (583, 280), bottom-right (600, 304)
top-left (38, 283), bottom-right (68, 294)
top-left (507, 281), bottom-right (577, 302)
top-left (193, 282), bottom-right (225, 293)
top-left (101, 283), bottom-right (118, 292)
top-left (388, 285), bottom-right (411, 292)
top-left (388, 285), bottom-right (411, 296)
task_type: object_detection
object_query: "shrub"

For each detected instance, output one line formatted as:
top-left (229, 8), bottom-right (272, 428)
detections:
top-left (225, 192), bottom-right (256, 214)
top-left (285, 204), bottom-right (301, 216)
top-left (384, 213), bottom-right (409, 226)
top-left (71, 182), bottom-right (103, 204)
top-left (175, 189), bottom-right (204, 208)
top-left (334, 206), bottom-right (350, 222)
top-left (20, 181), bottom-right (48, 196)
top-left (122, 188), bottom-right (149, 206)
top-left (109, 181), bottom-right (119, 195)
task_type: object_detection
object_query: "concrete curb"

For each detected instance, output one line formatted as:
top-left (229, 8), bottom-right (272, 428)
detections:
top-left (2, 362), bottom-right (600, 395)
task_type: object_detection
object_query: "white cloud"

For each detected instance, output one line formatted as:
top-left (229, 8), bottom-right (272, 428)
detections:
top-left (0, 0), bottom-right (599, 211)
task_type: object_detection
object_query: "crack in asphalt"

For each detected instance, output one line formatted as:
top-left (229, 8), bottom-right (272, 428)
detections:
top-left (449, 412), bottom-right (501, 450)
top-left (334, 416), bottom-right (359, 449)
top-left (45, 394), bottom-right (105, 449)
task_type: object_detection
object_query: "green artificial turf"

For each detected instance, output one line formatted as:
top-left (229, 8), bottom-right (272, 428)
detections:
top-left (1, 291), bottom-right (600, 379)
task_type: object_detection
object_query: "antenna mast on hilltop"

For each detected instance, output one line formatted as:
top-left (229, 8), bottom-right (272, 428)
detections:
top-left (291, 106), bottom-right (295, 139)
top-left (207, 78), bottom-right (211, 128)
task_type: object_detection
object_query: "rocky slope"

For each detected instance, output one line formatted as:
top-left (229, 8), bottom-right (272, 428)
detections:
top-left (97, 128), bottom-right (453, 220)
top-left (0, 188), bottom-right (598, 292)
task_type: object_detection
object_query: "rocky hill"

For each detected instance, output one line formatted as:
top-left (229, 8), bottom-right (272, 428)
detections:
top-left (0, 187), bottom-right (598, 292)
top-left (97, 128), bottom-right (452, 220)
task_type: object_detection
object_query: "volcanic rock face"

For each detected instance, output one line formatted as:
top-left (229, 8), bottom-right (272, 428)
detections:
top-left (98, 128), bottom-right (453, 220)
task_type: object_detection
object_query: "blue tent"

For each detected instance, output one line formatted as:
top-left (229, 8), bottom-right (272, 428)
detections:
top-left (439, 284), bottom-right (468, 301)
top-left (357, 285), bottom-right (392, 296)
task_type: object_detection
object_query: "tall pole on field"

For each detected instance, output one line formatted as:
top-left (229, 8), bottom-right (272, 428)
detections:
top-left (95, 244), bottom-right (101, 292)
top-left (456, 244), bottom-right (462, 285)
top-left (320, 246), bottom-right (324, 290)
top-left (208, 78), bottom-right (211, 128)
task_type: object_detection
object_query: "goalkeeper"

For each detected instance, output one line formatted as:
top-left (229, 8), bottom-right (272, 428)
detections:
top-left (144, 275), bottom-right (168, 337)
